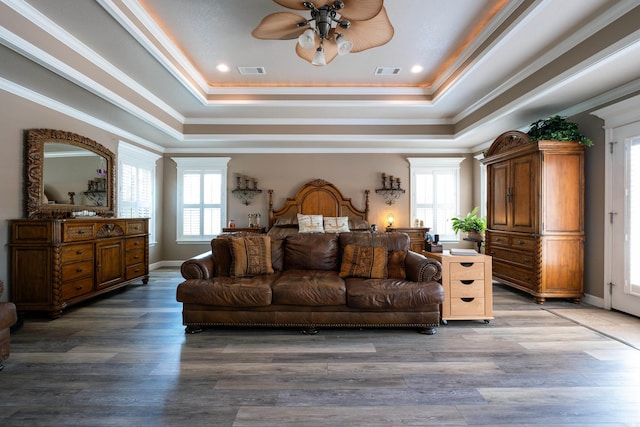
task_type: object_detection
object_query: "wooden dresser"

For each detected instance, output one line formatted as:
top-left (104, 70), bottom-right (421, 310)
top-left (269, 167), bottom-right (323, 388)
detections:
top-left (481, 131), bottom-right (584, 304)
top-left (9, 218), bottom-right (149, 318)
top-left (386, 227), bottom-right (430, 252)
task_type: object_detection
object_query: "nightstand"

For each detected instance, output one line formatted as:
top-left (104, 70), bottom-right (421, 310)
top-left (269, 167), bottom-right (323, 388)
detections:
top-left (386, 227), bottom-right (430, 252)
top-left (221, 227), bottom-right (266, 234)
top-left (422, 250), bottom-right (493, 323)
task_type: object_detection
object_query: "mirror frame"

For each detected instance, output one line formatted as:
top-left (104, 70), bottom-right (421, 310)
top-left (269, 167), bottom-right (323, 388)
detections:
top-left (25, 129), bottom-right (116, 219)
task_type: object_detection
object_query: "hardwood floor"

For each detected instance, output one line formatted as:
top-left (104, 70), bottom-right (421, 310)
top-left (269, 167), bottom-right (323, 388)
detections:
top-left (2, 267), bottom-right (640, 426)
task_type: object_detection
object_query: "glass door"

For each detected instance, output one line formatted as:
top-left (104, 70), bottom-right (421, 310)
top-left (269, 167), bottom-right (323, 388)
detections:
top-left (610, 124), bottom-right (640, 317)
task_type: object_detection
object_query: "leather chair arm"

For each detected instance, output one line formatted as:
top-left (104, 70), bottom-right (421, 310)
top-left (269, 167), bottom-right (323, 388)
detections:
top-left (0, 302), bottom-right (17, 330)
top-left (405, 251), bottom-right (442, 283)
top-left (181, 251), bottom-right (215, 279)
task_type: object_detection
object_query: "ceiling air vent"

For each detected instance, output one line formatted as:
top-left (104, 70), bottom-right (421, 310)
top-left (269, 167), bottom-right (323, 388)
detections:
top-left (375, 67), bottom-right (401, 75)
top-left (238, 66), bottom-right (266, 75)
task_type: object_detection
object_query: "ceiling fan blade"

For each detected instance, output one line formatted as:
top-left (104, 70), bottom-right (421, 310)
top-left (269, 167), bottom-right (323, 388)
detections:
top-left (252, 12), bottom-right (309, 40)
top-left (295, 38), bottom-right (338, 65)
top-left (340, 0), bottom-right (384, 21)
top-left (274, 0), bottom-right (333, 10)
top-left (340, 6), bottom-right (393, 52)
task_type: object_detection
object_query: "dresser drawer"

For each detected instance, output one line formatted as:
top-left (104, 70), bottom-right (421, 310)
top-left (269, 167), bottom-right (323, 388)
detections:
top-left (61, 277), bottom-right (94, 300)
top-left (449, 297), bottom-right (486, 317)
top-left (486, 247), bottom-right (536, 269)
top-left (493, 262), bottom-right (537, 290)
top-left (487, 232), bottom-right (508, 247)
top-left (125, 249), bottom-right (144, 266)
top-left (125, 237), bottom-right (145, 251)
top-left (510, 235), bottom-right (537, 251)
top-left (126, 263), bottom-right (146, 280)
top-left (450, 280), bottom-right (485, 298)
top-left (61, 243), bottom-right (94, 262)
top-left (62, 223), bottom-right (95, 242)
top-left (126, 220), bottom-right (147, 235)
top-left (61, 260), bottom-right (93, 282)
top-left (450, 262), bottom-right (485, 281)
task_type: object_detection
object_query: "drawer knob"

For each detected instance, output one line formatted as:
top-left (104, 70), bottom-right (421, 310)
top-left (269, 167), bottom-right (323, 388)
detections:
top-left (460, 280), bottom-right (475, 285)
top-left (461, 297), bottom-right (475, 303)
top-left (76, 250), bottom-right (83, 254)
top-left (76, 268), bottom-right (83, 272)
top-left (460, 262), bottom-right (474, 267)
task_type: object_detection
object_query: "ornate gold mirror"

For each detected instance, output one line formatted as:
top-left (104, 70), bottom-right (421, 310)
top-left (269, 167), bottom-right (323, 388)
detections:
top-left (25, 129), bottom-right (116, 219)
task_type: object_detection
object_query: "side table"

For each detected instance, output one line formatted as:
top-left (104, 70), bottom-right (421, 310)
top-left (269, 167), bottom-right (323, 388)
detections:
top-left (422, 250), bottom-right (493, 323)
top-left (386, 227), bottom-right (430, 252)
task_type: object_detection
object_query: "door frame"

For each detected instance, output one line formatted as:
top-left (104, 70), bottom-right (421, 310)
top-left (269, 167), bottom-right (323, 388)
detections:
top-left (593, 94), bottom-right (640, 313)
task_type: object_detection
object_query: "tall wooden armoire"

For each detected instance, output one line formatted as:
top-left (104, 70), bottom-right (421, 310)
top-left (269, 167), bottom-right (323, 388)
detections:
top-left (481, 131), bottom-right (584, 304)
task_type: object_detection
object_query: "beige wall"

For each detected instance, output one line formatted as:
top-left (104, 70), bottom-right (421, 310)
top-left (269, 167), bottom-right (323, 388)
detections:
top-left (161, 153), bottom-right (476, 262)
top-left (572, 112), bottom-right (606, 299)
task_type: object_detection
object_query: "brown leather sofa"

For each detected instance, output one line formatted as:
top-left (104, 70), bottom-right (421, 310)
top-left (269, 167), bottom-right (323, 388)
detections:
top-left (0, 302), bottom-right (18, 371)
top-left (178, 232), bottom-right (444, 335)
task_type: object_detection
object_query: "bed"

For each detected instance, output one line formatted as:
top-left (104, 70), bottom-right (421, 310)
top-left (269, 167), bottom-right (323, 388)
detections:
top-left (267, 178), bottom-right (371, 234)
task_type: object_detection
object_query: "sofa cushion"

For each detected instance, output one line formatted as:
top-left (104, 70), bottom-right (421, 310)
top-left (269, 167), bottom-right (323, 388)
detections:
top-left (272, 270), bottom-right (346, 306)
top-left (387, 250), bottom-right (407, 280)
top-left (283, 233), bottom-right (340, 271)
top-left (211, 237), bottom-right (233, 277)
top-left (323, 216), bottom-right (350, 233)
top-left (229, 236), bottom-right (275, 278)
top-left (345, 278), bottom-right (444, 309)
top-left (339, 232), bottom-right (410, 252)
top-left (297, 214), bottom-right (324, 233)
top-left (177, 276), bottom-right (275, 307)
top-left (339, 245), bottom-right (388, 279)
top-left (270, 237), bottom-right (285, 271)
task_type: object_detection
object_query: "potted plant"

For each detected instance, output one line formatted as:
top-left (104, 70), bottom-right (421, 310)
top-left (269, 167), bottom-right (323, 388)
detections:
top-left (451, 207), bottom-right (486, 239)
top-left (527, 115), bottom-right (593, 147)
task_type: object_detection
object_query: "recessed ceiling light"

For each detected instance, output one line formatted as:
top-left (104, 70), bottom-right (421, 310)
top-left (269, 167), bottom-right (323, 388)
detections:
top-left (411, 65), bottom-right (424, 73)
top-left (217, 64), bottom-right (230, 72)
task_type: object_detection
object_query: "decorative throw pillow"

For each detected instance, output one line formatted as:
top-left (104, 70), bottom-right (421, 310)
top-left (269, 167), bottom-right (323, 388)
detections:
top-left (324, 216), bottom-right (350, 233)
top-left (339, 244), bottom-right (388, 279)
top-left (387, 250), bottom-right (407, 280)
top-left (297, 213), bottom-right (324, 233)
top-left (229, 236), bottom-right (274, 278)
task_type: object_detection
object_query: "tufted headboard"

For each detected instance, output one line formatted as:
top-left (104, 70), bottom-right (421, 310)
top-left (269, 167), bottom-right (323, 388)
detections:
top-left (268, 179), bottom-right (369, 229)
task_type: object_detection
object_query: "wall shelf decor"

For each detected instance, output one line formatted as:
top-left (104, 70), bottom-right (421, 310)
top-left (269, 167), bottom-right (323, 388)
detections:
top-left (375, 172), bottom-right (405, 205)
top-left (232, 174), bottom-right (262, 205)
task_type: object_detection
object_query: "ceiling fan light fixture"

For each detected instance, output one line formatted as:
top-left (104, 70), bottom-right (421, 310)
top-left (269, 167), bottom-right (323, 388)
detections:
top-left (312, 46), bottom-right (326, 66)
top-left (336, 34), bottom-right (353, 55)
top-left (298, 28), bottom-right (316, 49)
top-left (254, 0), bottom-right (393, 66)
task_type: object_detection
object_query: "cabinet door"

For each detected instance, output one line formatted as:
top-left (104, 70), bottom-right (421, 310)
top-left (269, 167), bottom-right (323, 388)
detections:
top-left (510, 154), bottom-right (538, 232)
top-left (488, 161), bottom-right (509, 230)
top-left (95, 240), bottom-right (124, 289)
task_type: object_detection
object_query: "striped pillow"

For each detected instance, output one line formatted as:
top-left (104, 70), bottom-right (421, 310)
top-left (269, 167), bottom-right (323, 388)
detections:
top-left (229, 236), bottom-right (274, 278)
top-left (339, 244), bottom-right (388, 279)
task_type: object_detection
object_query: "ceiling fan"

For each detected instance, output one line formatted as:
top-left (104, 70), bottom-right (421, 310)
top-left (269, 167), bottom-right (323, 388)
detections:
top-left (252, 0), bottom-right (394, 66)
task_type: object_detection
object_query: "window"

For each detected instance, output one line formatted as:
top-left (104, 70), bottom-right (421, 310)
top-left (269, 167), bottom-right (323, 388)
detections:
top-left (172, 157), bottom-right (230, 242)
top-left (118, 143), bottom-right (160, 243)
top-left (408, 157), bottom-right (464, 241)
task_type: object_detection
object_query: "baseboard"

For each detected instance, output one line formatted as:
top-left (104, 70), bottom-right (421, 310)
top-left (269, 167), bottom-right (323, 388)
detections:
top-left (150, 260), bottom-right (183, 270)
top-left (581, 293), bottom-right (604, 308)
